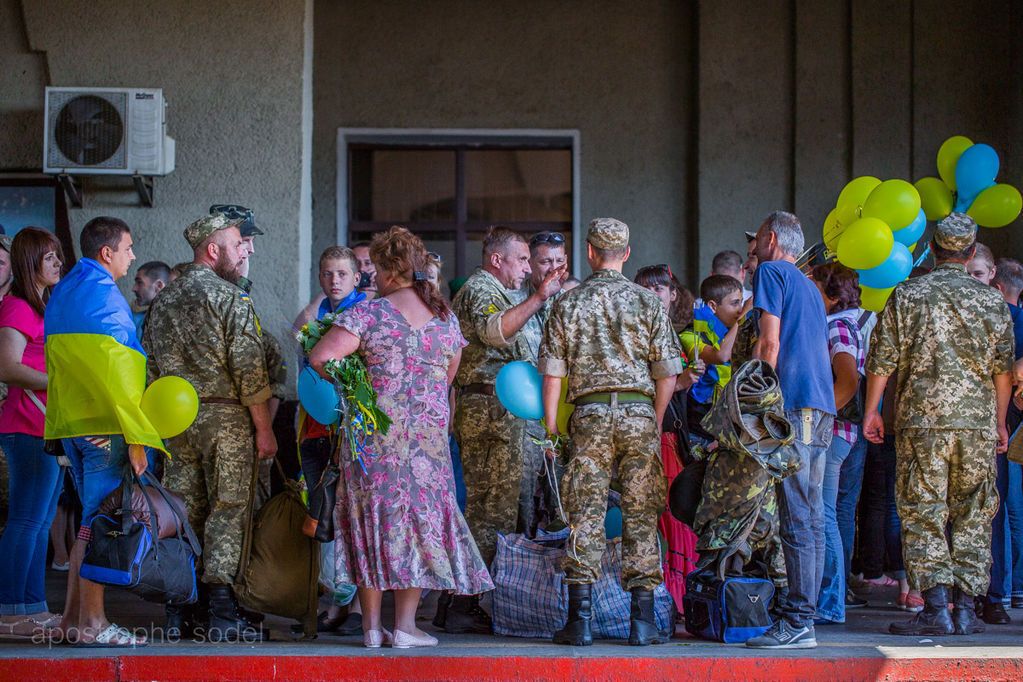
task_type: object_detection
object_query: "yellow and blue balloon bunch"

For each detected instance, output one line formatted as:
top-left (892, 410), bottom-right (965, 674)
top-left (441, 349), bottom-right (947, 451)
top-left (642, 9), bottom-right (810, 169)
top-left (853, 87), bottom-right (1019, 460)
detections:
top-left (915, 135), bottom-right (1022, 228)
top-left (822, 177), bottom-right (923, 312)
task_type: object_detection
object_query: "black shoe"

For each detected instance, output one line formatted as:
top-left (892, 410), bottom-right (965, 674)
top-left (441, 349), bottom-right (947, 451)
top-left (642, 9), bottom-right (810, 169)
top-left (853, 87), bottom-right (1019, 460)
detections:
top-left (845, 589), bottom-right (868, 609)
top-left (553, 584), bottom-right (593, 646)
top-left (207, 584), bottom-right (268, 642)
top-left (628, 588), bottom-right (668, 646)
top-left (444, 594), bottom-right (492, 634)
top-left (335, 611), bottom-right (363, 636)
top-left (979, 601), bottom-right (1011, 626)
top-left (1013, 596), bottom-right (1023, 609)
top-left (889, 585), bottom-right (953, 636)
top-left (163, 603), bottom-right (200, 641)
top-left (746, 620), bottom-right (817, 649)
top-left (433, 591), bottom-right (452, 628)
top-left (954, 591), bottom-right (987, 633)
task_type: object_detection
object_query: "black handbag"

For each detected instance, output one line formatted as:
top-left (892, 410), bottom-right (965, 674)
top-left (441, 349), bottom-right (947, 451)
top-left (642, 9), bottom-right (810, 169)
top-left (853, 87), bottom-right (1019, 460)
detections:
top-left (304, 458), bottom-right (339, 543)
top-left (81, 470), bottom-right (202, 605)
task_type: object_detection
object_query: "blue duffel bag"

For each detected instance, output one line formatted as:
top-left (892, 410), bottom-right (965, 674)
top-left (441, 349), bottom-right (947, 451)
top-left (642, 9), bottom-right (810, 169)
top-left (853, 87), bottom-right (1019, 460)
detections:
top-left (682, 569), bottom-right (774, 643)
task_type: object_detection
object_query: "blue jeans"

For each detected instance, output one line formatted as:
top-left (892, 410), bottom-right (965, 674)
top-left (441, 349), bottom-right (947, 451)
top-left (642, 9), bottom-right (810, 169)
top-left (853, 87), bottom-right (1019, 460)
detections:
top-left (0, 433), bottom-right (62, 615)
top-left (299, 437), bottom-right (332, 498)
top-left (836, 435), bottom-right (867, 578)
top-left (818, 435), bottom-right (853, 623)
top-left (63, 436), bottom-right (133, 527)
top-left (1009, 462), bottom-right (1023, 599)
top-left (987, 453), bottom-right (1023, 603)
top-left (777, 408), bottom-right (834, 627)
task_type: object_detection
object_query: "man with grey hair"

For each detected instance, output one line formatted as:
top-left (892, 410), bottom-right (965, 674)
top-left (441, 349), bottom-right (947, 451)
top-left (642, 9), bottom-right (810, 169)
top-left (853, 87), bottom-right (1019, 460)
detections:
top-left (745, 210), bottom-right (835, 649)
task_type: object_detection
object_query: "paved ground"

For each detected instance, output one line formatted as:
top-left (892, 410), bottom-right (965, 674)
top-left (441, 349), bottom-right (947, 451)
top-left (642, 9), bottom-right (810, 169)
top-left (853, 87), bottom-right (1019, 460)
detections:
top-left (1, 570), bottom-right (1022, 661)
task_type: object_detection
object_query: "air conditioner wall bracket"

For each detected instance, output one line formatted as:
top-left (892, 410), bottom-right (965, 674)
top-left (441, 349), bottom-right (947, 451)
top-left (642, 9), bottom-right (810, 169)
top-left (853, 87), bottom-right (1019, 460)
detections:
top-left (54, 173), bottom-right (157, 208)
top-left (57, 173), bottom-right (82, 208)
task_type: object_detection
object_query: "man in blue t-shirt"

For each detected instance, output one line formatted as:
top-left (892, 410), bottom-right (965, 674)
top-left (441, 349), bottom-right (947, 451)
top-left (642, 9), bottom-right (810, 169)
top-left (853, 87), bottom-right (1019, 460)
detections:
top-left (745, 211), bottom-right (836, 650)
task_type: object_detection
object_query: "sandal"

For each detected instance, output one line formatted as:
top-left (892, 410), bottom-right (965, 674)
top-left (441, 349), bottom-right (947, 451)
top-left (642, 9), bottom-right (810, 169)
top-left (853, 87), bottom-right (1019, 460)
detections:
top-left (74, 623), bottom-right (148, 648)
top-left (0, 615), bottom-right (59, 641)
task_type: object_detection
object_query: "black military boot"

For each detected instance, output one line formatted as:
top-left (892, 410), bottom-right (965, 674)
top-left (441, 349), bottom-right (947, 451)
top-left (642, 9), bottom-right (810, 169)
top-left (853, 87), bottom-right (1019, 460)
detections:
top-left (164, 604), bottom-right (191, 641)
top-left (553, 584), bottom-right (593, 646)
top-left (953, 589), bottom-right (987, 635)
top-left (628, 588), bottom-right (668, 645)
top-left (889, 585), bottom-right (954, 636)
top-left (444, 594), bottom-right (492, 634)
top-left (207, 584), bottom-right (267, 642)
top-left (432, 591), bottom-right (453, 628)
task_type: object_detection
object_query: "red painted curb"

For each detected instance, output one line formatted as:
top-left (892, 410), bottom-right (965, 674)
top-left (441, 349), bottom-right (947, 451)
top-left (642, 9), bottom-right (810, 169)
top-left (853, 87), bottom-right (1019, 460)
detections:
top-left (4, 654), bottom-right (1023, 682)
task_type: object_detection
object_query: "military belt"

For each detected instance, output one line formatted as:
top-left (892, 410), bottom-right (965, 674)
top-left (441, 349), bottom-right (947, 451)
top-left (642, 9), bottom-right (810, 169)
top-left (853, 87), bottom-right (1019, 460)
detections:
top-left (201, 397), bottom-right (242, 405)
top-left (574, 391), bottom-right (652, 407)
top-left (461, 383), bottom-right (496, 396)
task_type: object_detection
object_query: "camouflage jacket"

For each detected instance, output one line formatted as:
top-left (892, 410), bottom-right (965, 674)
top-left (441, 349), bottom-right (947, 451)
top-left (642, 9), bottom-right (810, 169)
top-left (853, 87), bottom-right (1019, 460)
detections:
top-left (516, 281), bottom-right (559, 362)
top-left (236, 276), bottom-right (287, 400)
top-left (142, 263), bottom-right (271, 406)
top-left (453, 268), bottom-right (536, 386)
top-left (866, 262), bottom-right (1014, 431)
top-left (539, 269), bottom-right (684, 401)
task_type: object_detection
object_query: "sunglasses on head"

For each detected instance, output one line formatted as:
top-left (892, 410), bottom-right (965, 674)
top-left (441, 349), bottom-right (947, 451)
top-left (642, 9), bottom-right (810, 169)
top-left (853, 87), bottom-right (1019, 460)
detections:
top-left (639, 263), bottom-right (675, 280)
top-left (529, 232), bottom-right (566, 247)
top-left (209, 204), bottom-right (253, 221)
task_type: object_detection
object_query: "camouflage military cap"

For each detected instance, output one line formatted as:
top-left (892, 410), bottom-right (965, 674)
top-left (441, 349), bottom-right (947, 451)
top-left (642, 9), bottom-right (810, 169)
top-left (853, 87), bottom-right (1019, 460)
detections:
top-left (934, 212), bottom-right (977, 251)
top-left (183, 213), bottom-right (245, 249)
top-left (587, 218), bottom-right (629, 250)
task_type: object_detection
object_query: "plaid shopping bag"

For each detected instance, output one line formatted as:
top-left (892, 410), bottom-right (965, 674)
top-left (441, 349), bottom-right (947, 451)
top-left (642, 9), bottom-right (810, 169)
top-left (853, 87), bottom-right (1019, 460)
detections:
top-left (491, 529), bottom-right (569, 638)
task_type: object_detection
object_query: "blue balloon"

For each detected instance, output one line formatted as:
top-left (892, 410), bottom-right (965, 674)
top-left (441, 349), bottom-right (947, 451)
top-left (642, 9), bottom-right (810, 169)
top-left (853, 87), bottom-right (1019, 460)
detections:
top-left (858, 242), bottom-right (913, 289)
top-left (955, 143), bottom-right (999, 211)
top-left (298, 365), bottom-right (339, 425)
top-left (892, 208), bottom-right (926, 247)
top-left (604, 506), bottom-right (623, 539)
top-left (495, 361), bottom-right (543, 420)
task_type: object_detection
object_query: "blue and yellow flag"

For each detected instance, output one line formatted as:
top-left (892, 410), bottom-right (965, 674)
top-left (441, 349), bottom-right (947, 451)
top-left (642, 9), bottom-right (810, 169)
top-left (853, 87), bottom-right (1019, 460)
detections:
top-left (43, 258), bottom-right (166, 453)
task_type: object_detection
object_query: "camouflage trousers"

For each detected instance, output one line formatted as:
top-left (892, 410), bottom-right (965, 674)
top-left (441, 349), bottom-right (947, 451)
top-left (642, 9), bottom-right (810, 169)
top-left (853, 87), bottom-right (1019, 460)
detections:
top-left (693, 446), bottom-right (786, 585)
top-left (895, 428), bottom-right (999, 595)
top-left (562, 402), bottom-right (664, 590)
top-left (164, 403), bottom-right (257, 586)
top-left (455, 393), bottom-right (545, 566)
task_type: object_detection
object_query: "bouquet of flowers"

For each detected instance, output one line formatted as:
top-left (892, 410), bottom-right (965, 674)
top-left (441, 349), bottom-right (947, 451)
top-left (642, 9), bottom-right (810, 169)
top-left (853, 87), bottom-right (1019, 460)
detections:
top-left (296, 314), bottom-right (391, 472)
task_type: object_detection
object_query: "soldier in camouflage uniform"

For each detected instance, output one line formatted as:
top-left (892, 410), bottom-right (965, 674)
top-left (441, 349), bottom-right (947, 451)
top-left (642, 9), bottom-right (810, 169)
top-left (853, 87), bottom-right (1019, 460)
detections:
top-left (540, 218), bottom-right (683, 646)
top-left (210, 205), bottom-right (287, 508)
top-left (445, 226), bottom-right (565, 633)
top-left (864, 213), bottom-right (1014, 637)
top-left (143, 214), bottom-right (278, 642)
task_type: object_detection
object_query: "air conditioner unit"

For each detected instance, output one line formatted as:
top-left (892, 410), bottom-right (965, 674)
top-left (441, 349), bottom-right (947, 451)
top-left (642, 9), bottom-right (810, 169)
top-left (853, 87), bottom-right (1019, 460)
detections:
top-left (43, 87), bottom-right (175, 176)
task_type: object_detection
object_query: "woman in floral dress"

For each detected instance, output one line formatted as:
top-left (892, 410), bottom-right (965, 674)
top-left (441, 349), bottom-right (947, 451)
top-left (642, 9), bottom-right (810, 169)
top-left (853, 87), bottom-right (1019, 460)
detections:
top-left (311, 226), bottom-right (492, 649)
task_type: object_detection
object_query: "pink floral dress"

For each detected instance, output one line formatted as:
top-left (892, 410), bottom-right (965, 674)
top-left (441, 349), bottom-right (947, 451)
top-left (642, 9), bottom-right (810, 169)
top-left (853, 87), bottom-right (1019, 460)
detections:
top-left (332, 298), bottom-right (494, 594)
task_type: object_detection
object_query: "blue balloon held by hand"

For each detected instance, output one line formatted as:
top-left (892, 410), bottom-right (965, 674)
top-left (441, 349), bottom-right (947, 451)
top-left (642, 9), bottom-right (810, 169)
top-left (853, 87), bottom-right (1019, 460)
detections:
top-left (858, 242), bottom-right (913, 290)
top-left (955, 143), bottom-right (999, 211)
top-left (892, 208), bottom-right (926, 247)
top-left (495, 361), bottom-right (543, 420)
top-left (298, 365), bottom-right (340, 425)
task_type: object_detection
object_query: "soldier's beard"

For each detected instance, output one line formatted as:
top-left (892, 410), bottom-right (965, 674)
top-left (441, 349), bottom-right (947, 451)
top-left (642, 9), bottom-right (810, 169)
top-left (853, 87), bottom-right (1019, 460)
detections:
top-left (213, 251), bottom-right (243, 282)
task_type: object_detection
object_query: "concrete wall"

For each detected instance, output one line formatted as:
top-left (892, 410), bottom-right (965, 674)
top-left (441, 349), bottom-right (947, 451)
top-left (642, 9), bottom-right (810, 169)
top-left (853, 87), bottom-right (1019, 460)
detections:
top-left (312, 0), bottom-right (694, 286)
top-left (1, 0), bottom-right (308, 350)
top-left (697, 0), bottom-right (1023, 275)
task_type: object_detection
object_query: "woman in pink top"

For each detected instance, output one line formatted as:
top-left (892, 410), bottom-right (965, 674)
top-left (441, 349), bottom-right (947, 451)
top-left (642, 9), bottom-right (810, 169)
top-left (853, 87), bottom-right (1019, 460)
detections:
top-left (0, 228), bottom-right (63, 641)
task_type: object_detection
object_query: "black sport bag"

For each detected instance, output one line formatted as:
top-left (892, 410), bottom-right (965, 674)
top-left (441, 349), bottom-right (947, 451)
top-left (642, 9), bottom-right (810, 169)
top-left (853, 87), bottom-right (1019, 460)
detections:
top-left (682, 569), bottom-right (774, 643)
top-left (81, 471), bottom-right (201, 605)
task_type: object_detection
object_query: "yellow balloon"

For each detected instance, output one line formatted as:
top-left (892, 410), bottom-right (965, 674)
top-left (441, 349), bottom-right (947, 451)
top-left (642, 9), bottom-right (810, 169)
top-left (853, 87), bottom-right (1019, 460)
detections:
top-left (862, 179), bottom-right (921, 229)
top-left (967, 184), bottom-right (1023, 228)
top-left (837, 217), bottom-right (894, 270)
top-left (860, 285), bottom-right (895, 313)
top-left (556, 378), bottom-right (574, 435)
top-left (140, 376), bottom-right (199, 439)
top-left (936, 135), bottom-right (973, 191)
top-left (823, 208), bottom-right (843, 251)
top-left (914, 177), bottom-right (953, 221)
top-left (836, 176), bottom-right (881, 211)
top-left (908, 241), bottom-right (917, 254)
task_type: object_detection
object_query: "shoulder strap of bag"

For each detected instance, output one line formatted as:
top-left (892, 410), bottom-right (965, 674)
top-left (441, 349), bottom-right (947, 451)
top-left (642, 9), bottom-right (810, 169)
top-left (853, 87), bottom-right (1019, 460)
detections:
top-left (141, 471), bottom-right (203, 556)
top-left (25, 389), bottom-right (45, 415)
top-left (123, 470), bottom-right (160, 543)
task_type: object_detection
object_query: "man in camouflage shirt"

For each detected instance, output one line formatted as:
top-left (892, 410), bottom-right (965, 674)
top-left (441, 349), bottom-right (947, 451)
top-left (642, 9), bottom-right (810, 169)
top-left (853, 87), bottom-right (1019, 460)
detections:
top-left (143, 214), bottom-right (278, 642)
top-left (865, 212), bottom-right (1014, 637)
top-left (540, 217), bottom-right (683, 646)
top-left (446, 226), bottom-right (565, 633)
top-left (210, 204), bottom-right (287, 509)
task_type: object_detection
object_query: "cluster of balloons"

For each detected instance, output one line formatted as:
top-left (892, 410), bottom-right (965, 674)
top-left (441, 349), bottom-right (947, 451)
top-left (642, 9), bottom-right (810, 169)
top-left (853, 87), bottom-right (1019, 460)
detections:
top-left (822, 177), bottom-right (924, 311)
top-left (495, 361), bottom-right (573, 433)
top-left (915, 136), bottom-right (1022, 228)
top-left (140, 375), bottom-right (199, 439)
